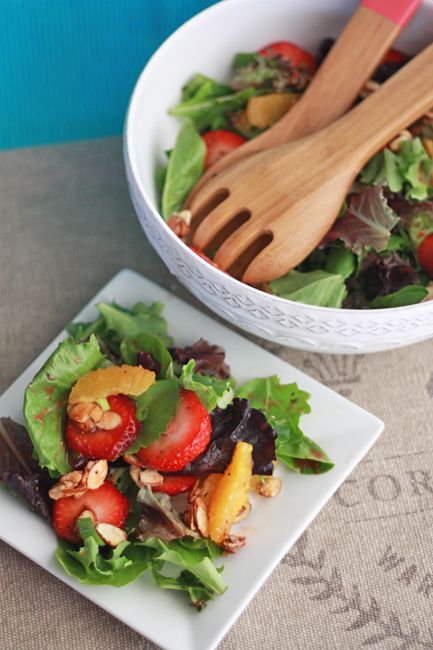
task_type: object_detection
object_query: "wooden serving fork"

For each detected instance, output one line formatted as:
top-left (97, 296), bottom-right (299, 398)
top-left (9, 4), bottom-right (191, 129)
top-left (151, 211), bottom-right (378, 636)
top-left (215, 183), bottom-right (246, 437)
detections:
top-left (189, 42), bottom-right (433, 284)
top-left (188, 0), bottom-right (420, 196)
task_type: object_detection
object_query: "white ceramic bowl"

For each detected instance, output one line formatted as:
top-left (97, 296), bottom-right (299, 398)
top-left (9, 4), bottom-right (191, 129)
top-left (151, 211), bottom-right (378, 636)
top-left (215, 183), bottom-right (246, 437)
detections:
top-left (124, 0), bottom-right (433, 354)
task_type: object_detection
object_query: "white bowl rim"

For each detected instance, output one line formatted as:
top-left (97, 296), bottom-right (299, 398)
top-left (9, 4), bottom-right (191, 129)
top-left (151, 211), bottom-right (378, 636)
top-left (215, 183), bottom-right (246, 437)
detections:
top-left (125, 0), bottom-right (432, 316)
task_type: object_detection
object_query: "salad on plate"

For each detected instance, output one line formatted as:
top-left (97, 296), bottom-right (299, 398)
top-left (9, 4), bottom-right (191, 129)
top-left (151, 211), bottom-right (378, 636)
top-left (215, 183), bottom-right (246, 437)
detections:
top-left (158, 39), bottom-right (433, 309)
top-left (0, 298), bottom-right (332, 609)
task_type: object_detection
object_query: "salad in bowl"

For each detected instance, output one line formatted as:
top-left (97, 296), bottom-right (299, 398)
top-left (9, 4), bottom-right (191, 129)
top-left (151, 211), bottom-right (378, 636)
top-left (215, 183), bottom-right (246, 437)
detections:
top-left (0, 298), bottom-right (332, 609)
top-left (158, 39), bottom-right (433, 311)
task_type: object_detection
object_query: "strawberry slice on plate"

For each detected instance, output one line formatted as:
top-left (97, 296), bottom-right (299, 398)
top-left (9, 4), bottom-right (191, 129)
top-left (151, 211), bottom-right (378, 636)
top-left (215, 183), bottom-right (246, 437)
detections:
top-left (153, 475), bottom-right (198, 495)
top-left (136, 389), bottom-right (211, 472)
top-left (52, 482), bottom-right (129, 545)
top-left (66, 394), bottom-right (140, 461)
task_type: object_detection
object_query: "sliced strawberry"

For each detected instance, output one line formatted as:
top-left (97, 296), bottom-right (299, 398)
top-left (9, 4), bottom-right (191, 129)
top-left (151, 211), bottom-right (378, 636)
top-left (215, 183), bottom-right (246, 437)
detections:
top-left (189, 246), bottom-right (219, 268)
top-left (66, 394), bottom-right (140, 461)
top-left (154, 475), bottom-right (198, 496)
top-left (136, 389), bottom-right (211, 472)
top-left (202, 130), bottom-right (246, 169)
top-left (52, 482), bottom-right (129, 545)
top-left (382, 48), bottom-right (409, 65)
top-left (258, 41), bottom-right (316, 75)
top-left (418, 233), bottom-right (433, 279)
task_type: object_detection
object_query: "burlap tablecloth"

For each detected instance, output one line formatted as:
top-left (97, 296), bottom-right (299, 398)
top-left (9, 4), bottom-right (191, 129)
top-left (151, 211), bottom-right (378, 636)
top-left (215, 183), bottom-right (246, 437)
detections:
top-left (1, 138), bottom-right (432, 650)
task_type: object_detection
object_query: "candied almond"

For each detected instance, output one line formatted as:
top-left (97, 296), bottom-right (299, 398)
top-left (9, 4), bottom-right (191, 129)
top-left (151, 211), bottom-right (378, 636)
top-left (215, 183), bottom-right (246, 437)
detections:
top-left (129, 466), bottom-right (164, 488)
top-left (77, 509), bottom-right (96, 525)
top-left (234, 500), bottom-right (252, 523)
top-left (84, 460), bottom-right (108, 489)
top-left (97, 410), bottom-right (122, 430)
top-left (96, 523), bottom-right (127, 548)
top-left (192, 497), bottom-right (209, 537)
top-left (221, 534), bottom-right (246, 553)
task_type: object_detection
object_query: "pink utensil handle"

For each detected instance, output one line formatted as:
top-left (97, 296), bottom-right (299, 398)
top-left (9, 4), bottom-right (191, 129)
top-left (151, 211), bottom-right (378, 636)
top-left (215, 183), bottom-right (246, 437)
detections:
top-left (361, 0), bottom-right (421, 28)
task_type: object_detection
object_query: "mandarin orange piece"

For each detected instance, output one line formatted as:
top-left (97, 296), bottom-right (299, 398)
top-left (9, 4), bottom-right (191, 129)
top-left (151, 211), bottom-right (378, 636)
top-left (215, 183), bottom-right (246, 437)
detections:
top-left (68, 364), bottom-right (155, 404)
top-left (208, 442), bottom-right (253, 545)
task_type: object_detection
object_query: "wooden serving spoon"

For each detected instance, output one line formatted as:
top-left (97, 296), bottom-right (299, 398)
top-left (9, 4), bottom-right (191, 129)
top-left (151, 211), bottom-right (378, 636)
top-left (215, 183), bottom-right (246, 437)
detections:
top-left (189, 42), bottom-right (433, 285)
top-left (188, 0), bottom-right (420, 199)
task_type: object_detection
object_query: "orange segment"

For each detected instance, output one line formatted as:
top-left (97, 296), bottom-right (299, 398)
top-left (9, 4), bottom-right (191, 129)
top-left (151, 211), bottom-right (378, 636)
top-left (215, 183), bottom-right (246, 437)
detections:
top-left (68, 365), bottom-right (155, 404)
top-left (208, 442), bottom-right (253, 544)
top-left (201, 473), bottom-right (223, 510)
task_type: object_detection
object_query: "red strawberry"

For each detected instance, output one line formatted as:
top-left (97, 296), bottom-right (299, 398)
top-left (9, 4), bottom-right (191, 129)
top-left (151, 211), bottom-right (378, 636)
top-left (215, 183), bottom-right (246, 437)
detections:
top-left (52, 482), bottom-right (129, 545)
top-left (202, 130), bottom-right (246, 169)
top-left (153, 475), bottom-right (198, 496)
top-left (136, 389), bottom-right (211, 472)
top-left (418, 233), bottom-right (433, 279)
top-left (258, 41), bottom-right (316, 75)
top-left (66, 394), bottom-right (140, 461)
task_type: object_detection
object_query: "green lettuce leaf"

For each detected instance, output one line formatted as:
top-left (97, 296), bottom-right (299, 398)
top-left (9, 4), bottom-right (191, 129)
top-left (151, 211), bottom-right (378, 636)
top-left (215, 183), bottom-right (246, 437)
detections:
top-left (126, 380), bottom-right (180, 453)
top-left (181, 73), bottom-right (231, 102)
top-left (55, 518), bottom-right (152, 586)
top-left (97, 301), bottom-right (173, 348)
top-left (236, 376), bottom-right (333, 474)
top-left (142, 536), bottom-right (226, 609)
top-left (169, 82), bottom-right (257, 132)
top-left (161, 122), bottom-right (206, 219)
top-left (276, 436), bottom-right (334, 474)
top-left (67, 314), bottom-right (106, 342)
top-left (360, 138), bottom-right (433, 200)
top-left (23, 335), bottom-right (104, 476)
top-left (369, 285), bottom-right (428, 308)
top-left (324, 246), bottom-right (356, 280)
top-left (236, 375), bottom-right (310, 441)
top-left (120, 331), bottom-right (173, 379)
top-left (269, 270), bottom-right (347, 308)
top-left (180, 360), bottom-right (235, 411)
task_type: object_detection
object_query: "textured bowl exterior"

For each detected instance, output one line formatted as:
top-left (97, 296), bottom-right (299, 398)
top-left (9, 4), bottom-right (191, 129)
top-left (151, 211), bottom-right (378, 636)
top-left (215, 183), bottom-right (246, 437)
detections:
top-left (124, 0), bottom-right (433, 354)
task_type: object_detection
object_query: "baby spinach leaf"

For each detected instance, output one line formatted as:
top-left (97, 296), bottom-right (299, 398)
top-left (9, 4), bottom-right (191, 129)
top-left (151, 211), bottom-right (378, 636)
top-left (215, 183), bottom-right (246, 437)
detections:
top-left (97, 301), bottom-right (173, 348)
top-left (143, 536), bottom-right (226, 609)
top-left (324, 246), bottom-right (356, 280)
top-left (276, 436), bottom-right (334, 474)
top-left (180, 73), bottom-right (231, 102)
top-left (120, 332), bottom-right (173, 379)
top-left (269, 270), bottom-right (347, 308)
top-left (180, 360), bottom-right (234, 411)
top-left (368, 285), bottom-right (428, 308)
top-left (23, 335), bottom-right (104, 476)
top-left (236, 376), bottom-right (310, 441)
top-left (169, 86), bottom-right (257, 132)
top-left (161, 122), bottom-right (206, 219)
top-left (56, 518), bottom-right (152, 586)
top-left (126, 380), bottom-right (180, 453)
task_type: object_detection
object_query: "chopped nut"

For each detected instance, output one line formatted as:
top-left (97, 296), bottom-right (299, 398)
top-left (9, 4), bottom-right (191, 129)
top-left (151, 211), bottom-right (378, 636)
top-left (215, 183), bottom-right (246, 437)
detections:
top-left (97, 410), bottom-right (122, 430)
top-left (84, 459), bottom-right (108, 490)
top-left (422, 137), bottom-right (433, 159)
top-left (96, 523), bottom-right (127, 548)
top-left (234, 500), bottom-right (252, 523)
top-left (129, 466), bottom-right (164, 488)
top-left (77, 509), bottom-right (96, 524)
top-left (123, 453), bottom-right (146, 467)
top-left (48, 470), bottom-right (87, 500)
top-left (192, 497), bottom-right (209, 537)
top-left (221, 534), bottom-right (246, 553)
top-left (183, 505), bottom-right (197, 531)
top-left (167, 212), bottom-right (192, 240)
top-left (389, 129), bottom-right (413, 152)
top-left (251, 476), bottom-right (282, 497)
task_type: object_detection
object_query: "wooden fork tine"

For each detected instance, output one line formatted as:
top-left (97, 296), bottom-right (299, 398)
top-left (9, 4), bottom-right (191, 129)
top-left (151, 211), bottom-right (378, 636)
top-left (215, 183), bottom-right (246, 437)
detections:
top-left (192, 196), bottom-right (248, 250)
top-left (213, 219), bottom-right (269, 272)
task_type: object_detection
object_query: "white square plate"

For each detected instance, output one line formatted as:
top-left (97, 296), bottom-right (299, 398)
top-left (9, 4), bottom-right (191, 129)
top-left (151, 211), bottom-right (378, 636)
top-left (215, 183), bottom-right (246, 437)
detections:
top-left (0, 269), bottom-right (383, 650)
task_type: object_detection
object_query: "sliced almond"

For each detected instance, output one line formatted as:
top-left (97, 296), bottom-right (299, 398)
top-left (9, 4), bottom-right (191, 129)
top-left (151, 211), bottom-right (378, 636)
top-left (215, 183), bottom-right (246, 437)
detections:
top-left (97, 410), bottom-right (122, 430)
top-left (96, 523), bottom-right (127, 548)
top-left (192, 497), bottom-right (209, 537)
top-left (221, 534), bottom-right (246, 553)
top-left (251, 476), bottom-right (282, 497)
top-left (123, 453), bottom-right (146, 467)
top-left (77, 509), bottom-right (96, 525)
top-left (84, 459), bottom-right (108, 490)
top-left (49, 470), bottom-right (86, 500)
top-left (129, 466), bottom-right (164, 488)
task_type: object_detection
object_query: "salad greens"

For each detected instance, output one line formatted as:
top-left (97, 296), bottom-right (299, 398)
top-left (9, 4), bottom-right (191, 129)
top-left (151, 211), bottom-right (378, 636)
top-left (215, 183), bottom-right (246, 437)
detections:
top-left (13, 297), bottom-right (333, 609)
top-left (161, 122), bottom-right (206, 220)
top-left (180, 360), bottom-right (235, 411)
top-left (159, 42), bottom-right (433, 309)
top-left (23, 335), bottom-right (104, 476)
